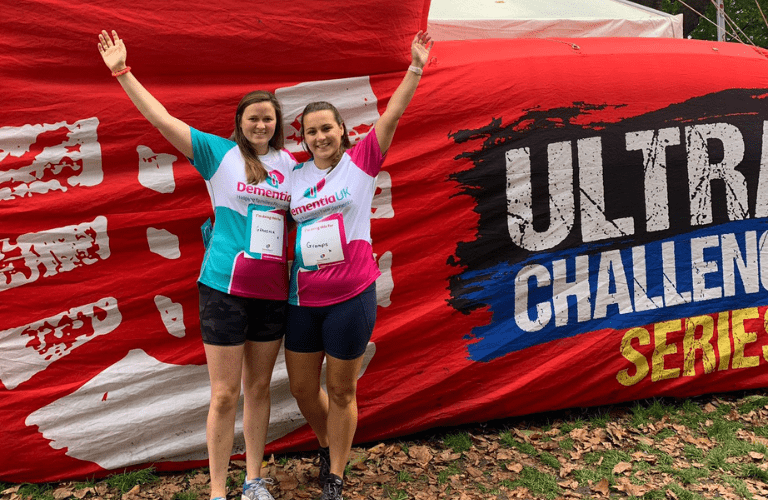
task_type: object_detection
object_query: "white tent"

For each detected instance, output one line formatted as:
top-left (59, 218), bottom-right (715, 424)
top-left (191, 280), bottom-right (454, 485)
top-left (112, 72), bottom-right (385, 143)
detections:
top-left (427, 0), bottom-right (684, 40)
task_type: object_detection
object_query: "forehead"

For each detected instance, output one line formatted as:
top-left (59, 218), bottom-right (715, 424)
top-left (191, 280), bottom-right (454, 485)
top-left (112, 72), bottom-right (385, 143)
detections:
top-left (243, 101), bottom-right (276, 116)
top-left (303, 110), bottom-right (339, 128)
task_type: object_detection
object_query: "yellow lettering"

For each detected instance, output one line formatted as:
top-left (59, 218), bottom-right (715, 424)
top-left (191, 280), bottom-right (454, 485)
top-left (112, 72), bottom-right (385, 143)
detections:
top-left (617, 327), bottom-right (651, 386)
top-left (683, 315), bottom-right (716, 377)
top-left (732, 308), bottom-right (760, 369)
top-left (763, 309), bottom-right (768, 363)
top-left (717, 311), bottom-right (731, 371)
top-left (652, 320), bottom-right (682, 381)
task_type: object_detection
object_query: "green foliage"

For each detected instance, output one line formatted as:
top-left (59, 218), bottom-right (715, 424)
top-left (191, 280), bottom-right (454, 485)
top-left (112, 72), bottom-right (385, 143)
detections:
top-left (661, 0), bottom-right (768, 47)
top-left (739, 396), bottom-right (768, 414)
top-left (172, 492), bottom-right (199, 500)
top-left (539, 451), bottom-right (561, 470)
top-left (665, 483), bottom-right (706, 500)
top-left (674, 400), bottom-right (706, 428)
top-left (741, 463), bottom-right (768, 481)
top-left (397, 470), bottom-right (413, 483)
top-left (105, 467), bottom-right (158, 493)
top-left (630, 400), bottom-right (673, 427)
top-left (503, 466), bottom-right (561, 499)
top-left (560, 418), bottom-right (585, 434)
top-left (642, 489), bottom-right (667, 499)
top-left (573, 468), bottom-right (609, 487)
top-left (558, 437), bottom-right (575, 451)
top-left (654, 428), bottom-right (676, 441)
top-left (722, 476), bottom-right (751, 498)
top-left (16, 484), bottom-right (55, 500)
top-left (499, 430), bottom-right (536, 455)
top-left (671, 465), bottom-right (709, 485)
top-left (444, 432), bottom-right (472, 454)
top-left (589, 410), bottom-right (611, 429)
top-left (682, 444), bottom-right (704, 461)
top-left (437, 462), bottom-right (460, 484)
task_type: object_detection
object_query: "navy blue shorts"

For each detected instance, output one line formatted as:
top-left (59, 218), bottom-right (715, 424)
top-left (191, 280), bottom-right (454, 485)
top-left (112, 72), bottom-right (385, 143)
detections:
top-left (285, 283), bottom-right (376, 360)
top-left (198, 282), bottom-right (286, 346)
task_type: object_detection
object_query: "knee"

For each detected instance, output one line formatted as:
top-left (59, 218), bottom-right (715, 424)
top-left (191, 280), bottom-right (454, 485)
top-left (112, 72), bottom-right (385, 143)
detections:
top-left (326, 382), bottom-right (356, 408)
top-left (289, 380), bottom-right (318, 403)
top-left (245, 377), bottom-right (271, 401)
top-left (209, 386), bottom-right (240, 415)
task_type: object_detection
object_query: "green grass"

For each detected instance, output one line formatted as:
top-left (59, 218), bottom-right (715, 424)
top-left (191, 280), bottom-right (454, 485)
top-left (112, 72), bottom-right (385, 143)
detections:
top-left (172, 492), bottom-right (199, 500)
top-left (665, 483), bottom-right (706, 500)
top-left (740, 462), bottom-right (768, 481)
top-left (674, 399), bottom-right (707, 428)
top-left (384, 486), bottom-right (409, 500)
top-left (437, 462), bottom-right (460, 485)
top-left (558, 437), bottom-right (575, 451)
top-left (539, 451), bottom-right (560, 470)
top-left (499, 430), bottom-right (536, 455)
top-left (682, 444), bottom-right (705, 462)
top-left (396, 470), bottom-right (413, 483)
top-left (738, 396), bottom-right (768, 414)
top-left (630, 399), bottom-right (677, 427)
top-left (444, 432), bottom-right (472, 454)
top-left (671, 465), bottom-right (709, 485)
top-left (501, 466), bottom-right (561, 499)
top-left (722, 476), bottom-right (751, 498)
top-left (16, 484), bottom-right (55, 500)
top-left (104, 467), bottom-right (158, 493)
top-left (642, 489), bottom-right (666, 499)
top-left (654, 428), bottom-right (676, 441)
top-left (560, 418), bottom-right (585, 434)
top-left (589, 410), bottom-right (611, 428)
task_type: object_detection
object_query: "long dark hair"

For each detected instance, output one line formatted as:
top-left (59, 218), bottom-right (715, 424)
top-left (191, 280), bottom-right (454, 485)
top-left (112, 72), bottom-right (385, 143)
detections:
top-left (231, 91), bottom-right (285, 185)
top-left (300, 101), bottom-right (351, 168)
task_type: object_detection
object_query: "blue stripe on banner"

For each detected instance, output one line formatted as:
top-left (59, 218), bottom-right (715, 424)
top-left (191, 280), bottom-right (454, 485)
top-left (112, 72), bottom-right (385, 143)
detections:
top-left (461, 218), bottom-right (768, 362)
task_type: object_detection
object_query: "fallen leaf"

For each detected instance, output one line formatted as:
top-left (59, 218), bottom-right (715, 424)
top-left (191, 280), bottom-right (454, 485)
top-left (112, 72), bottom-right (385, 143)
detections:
top-left (506, 462), bottom-right (523, 473)
top-left (613, 461), bottom-right (632, 474)
top-left (593, 478), bottom-right (610, 496)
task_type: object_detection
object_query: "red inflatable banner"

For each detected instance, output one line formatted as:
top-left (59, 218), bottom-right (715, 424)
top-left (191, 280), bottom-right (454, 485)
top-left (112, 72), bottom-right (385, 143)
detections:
top-left (4, 0), bottom-right (768, 483)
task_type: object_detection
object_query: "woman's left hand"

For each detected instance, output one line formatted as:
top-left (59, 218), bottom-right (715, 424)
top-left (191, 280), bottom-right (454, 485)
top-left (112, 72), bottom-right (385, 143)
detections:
top-left (411, 30), bottom-right (433, 69)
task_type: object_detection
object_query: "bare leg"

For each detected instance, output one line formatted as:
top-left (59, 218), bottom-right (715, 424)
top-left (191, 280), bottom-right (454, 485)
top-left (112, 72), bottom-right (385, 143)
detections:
top-left (324, 354), bottom-right (365, 478)
top-left (204, 343), bottom-right (245, 500)
top-left (285, 349), bottom-right (329, 447)
top-left (242, 338), bottom-right (283, 481)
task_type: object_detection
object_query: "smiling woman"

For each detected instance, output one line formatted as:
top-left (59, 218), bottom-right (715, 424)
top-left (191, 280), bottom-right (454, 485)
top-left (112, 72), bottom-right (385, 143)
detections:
top-left (284, 30), bottom-right (433, 500)
top-left (97, 29), bottom-right (295, 500)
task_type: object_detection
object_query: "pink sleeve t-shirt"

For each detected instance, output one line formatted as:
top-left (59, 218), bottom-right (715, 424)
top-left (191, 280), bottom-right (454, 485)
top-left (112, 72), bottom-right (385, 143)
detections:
top-left (288, 130), bottom-right (385, 306)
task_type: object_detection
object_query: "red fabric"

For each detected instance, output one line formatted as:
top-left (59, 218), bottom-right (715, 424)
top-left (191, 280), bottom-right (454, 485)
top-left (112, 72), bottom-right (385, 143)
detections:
top-left (4, 2), bottom-right (768, 482)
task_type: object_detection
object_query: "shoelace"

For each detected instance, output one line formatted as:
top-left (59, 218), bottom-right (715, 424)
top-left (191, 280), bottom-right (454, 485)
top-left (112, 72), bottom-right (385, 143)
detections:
top-left (322, 478), bottom-right (343, 500)
top-left (243, 478), bottom-right (275, 500)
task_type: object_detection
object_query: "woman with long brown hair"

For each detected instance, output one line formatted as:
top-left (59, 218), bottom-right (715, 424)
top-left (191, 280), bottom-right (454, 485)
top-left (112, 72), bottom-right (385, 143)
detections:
top-left (98, 29), bottom-right (295, 500)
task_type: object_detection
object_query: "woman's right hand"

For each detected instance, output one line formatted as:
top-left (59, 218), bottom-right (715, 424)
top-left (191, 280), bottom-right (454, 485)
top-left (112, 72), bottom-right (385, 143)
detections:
top-left (98, 30), bottom-right (127, 73)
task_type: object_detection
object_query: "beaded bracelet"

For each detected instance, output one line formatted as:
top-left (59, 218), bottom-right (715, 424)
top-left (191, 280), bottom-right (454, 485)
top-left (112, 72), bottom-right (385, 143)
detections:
top-left (111, 66), bottom-right (131, 77)
top-left (407, 65), bottom-right (423, 75)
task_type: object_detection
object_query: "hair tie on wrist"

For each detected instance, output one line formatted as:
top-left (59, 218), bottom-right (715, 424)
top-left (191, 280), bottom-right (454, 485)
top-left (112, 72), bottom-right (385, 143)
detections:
top-left (408, 65), bottom-right (423, 75)
top-left (111, 66), bottom-right (131, 77)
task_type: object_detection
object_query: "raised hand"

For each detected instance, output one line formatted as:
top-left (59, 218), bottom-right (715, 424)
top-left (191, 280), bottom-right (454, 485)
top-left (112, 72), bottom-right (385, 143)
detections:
top-left (97, 30), bottom-right (127, 73)
top-left (411, 30), bottom-right (433, 69)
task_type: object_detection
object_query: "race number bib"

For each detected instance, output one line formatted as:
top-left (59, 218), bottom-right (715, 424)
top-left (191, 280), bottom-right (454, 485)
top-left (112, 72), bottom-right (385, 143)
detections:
top-left (245, 207), bottom-right (285, 261)
top-left (299, 217), bottom-right (345, 268)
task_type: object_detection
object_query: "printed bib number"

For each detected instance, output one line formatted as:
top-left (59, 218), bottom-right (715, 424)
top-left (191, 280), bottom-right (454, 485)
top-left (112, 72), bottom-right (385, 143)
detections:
top-left (300, 218), bottom-right (345, 268)
top-left (245, 207), bottom-right (285, 261)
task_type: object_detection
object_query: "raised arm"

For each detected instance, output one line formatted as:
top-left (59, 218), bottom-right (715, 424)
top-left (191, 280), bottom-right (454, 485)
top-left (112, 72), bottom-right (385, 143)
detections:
top-left (374, 30), bottom-right (433, 154)
top-left (97, 30), bottom-right (193, 159)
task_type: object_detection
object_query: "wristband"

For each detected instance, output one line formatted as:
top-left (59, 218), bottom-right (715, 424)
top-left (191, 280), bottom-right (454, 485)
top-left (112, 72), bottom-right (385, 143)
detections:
top-left (111, 66), bottom-right (131, 77)
top-left (408, 65), bottom-right (423, 75)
